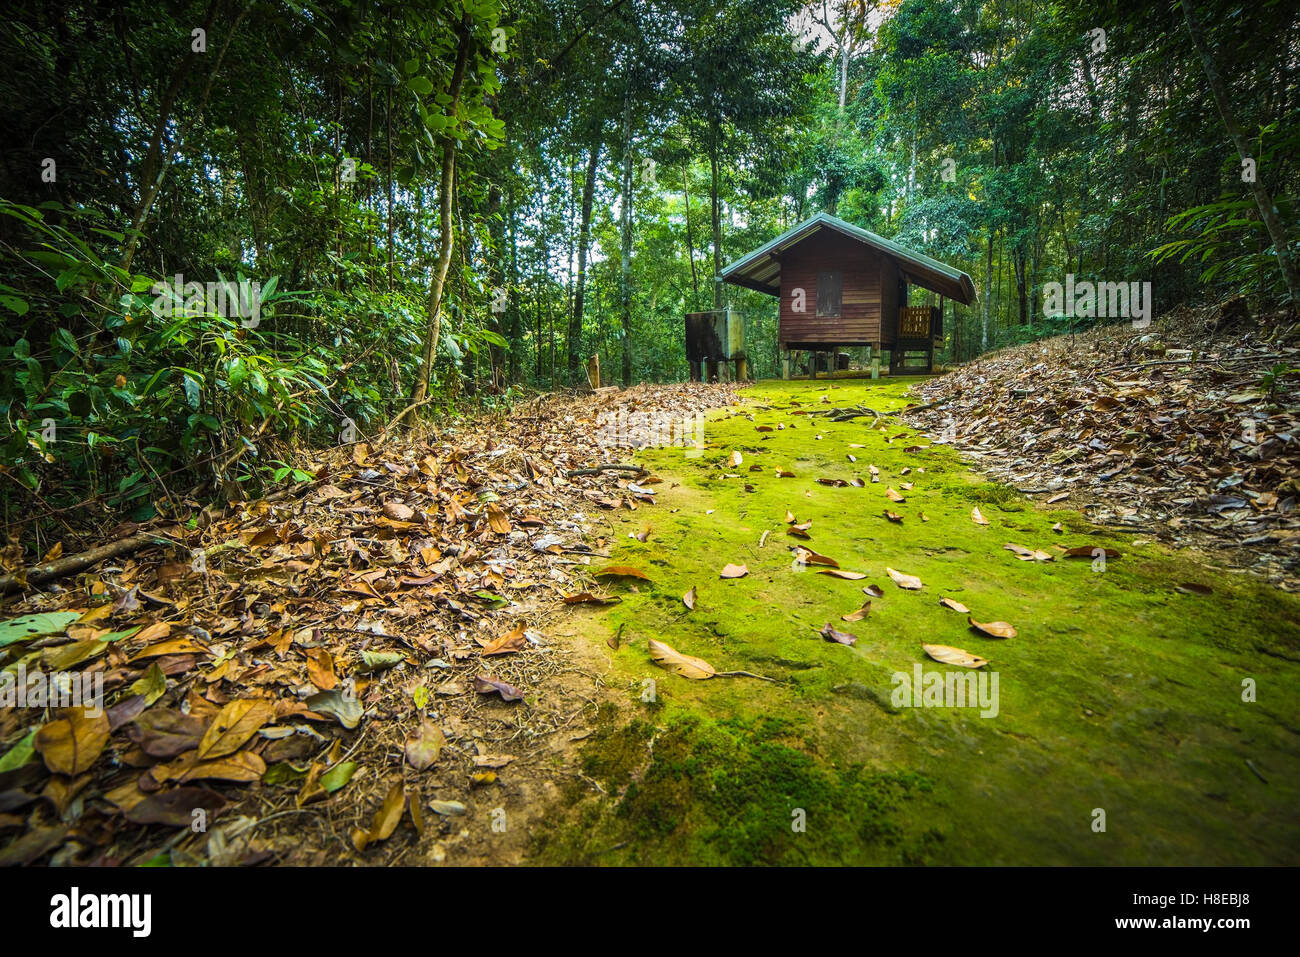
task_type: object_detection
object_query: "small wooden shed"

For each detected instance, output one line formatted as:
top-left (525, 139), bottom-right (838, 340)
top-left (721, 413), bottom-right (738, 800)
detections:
top-left (719, 212), bottom-right (977, 375)
top-left (684, 309), bottom-right (746, 381)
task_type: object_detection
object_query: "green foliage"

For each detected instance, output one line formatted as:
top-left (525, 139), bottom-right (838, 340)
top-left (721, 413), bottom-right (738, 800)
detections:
top-left (0, 0), bottom-right (1294, 538)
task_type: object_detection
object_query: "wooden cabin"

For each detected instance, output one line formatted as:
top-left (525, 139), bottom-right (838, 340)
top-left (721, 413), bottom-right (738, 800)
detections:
top-left (719, 212), bottom-right (977, 375)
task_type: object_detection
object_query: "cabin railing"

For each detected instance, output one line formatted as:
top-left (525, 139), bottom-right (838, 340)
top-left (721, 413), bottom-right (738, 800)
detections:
top-left (899, 305), bottom-right (932, 339)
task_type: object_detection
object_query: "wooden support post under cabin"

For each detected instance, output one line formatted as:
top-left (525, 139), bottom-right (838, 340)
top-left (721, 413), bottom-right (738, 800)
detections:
top-left (689, 360), bottom-right (702, 382)
top-left (586, 354), bottom-right (600, 390)
top-left (736, 356), bottom-right (748, 381)
top-left (809, 352), bottom-right (818, 379)
top-left (871, 348), bottom-right (880, 379)
top-left (705, 359), bottom-right (719, 382)
top-left (781, 353), bottom-right (790, 380)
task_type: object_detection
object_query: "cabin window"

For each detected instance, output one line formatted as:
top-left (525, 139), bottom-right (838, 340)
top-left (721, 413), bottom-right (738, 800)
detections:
top-left (817, 271), bottom-right (842, 317)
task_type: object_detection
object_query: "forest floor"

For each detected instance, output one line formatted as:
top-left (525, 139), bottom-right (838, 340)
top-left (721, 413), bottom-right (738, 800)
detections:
top-left (2, 324), bottom-right (1298, 866)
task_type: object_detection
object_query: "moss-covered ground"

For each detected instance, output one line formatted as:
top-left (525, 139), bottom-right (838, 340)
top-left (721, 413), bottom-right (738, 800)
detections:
top-left (532, 377), bottom-right (1300, 865)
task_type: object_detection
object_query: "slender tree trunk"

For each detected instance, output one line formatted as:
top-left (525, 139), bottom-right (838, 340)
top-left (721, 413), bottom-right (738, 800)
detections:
top-left (507, 175), bottom-right (521, 383)
top-left (569, 142), bottom-right (601, 384)
top-left (1180, 0), bottom-right (1300, 302)
top-left (486, 181), bottom-right (505, 388)
top-left (838, 41), bottom-right (848, 110)
top-left (709, 121), bottom-right (724, 314)
top-left (1014, 246), bottom-right (1028, 325)
top-left (386, 37), bottom-right (395, 293)
top-left (982, 228), bottom-right (993, 351)
top-left (412, 17), bottom-right (473, 406)
top-left (619, 96), bottom-right (634, 388)
top-left (683, 161), bottom-right (700, 306)
top-left (122, 0), bottom-right (240, 272)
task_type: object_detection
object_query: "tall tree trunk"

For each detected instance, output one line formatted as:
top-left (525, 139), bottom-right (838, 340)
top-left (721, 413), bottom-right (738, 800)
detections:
top-left (486, 181), bottom-right (505, 388)
top-left (507, 175), bottom-right (522, 383)
top-left (411, 17), bottom-right (473, 406)
top-left (619, 97), bottom-right (634, 388)
top-left (122, 0), bottom-right (241, 273)
top-left (838, 41), bottom-right (848, 111)
top-left (982, 228), bottom-right (993, 351)
top-left (683, 161), bottom-right (700, 306)
top-left (1014, 246), bottom-right (1028, 325)
top-left (386, 34), bottom-right (395, 293)
top-left (1180, 0), bottom-right (1300, 302)
top-left (569, 142), bottom-right (601, 385)
top-left (709, 121), bottom-right (724, 314)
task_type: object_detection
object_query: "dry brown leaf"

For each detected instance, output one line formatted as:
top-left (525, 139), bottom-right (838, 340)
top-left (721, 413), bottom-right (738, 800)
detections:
top-left (971, 507), bottom-right (989, 525)
top-left (648, 638), bottom-right (716, 679)
top-left (887, 567), bottom-right (923, 590)
top-left (306, 646), bottom-right (337, 690)
top-left (354, 780), bottom-right (406, 851)
top-left (922, 643), bottom-right (988, 669)
top-left (820, 623), bottom-right (857, 645)
top-left (841, 603), bottom-right (871, 621)
top-left (594, 565), bottom-right (651, 580)
top-left (482, 625), bottom-right (528, 656)
top-left (1004, 543), bottom-right (1055, 562)
top-left (683, 586), bottom-right (697, 610)
top-left (474, 675), bottom-right (525, 701)
top-left (197, 698), bottom-right (274, 760)
top-left (720, 563), bottom-right (749, 578)
top-left (939, 597), bottom-right (971, 614)
top-left (562, 592), bottom-right (621, 606)
top-left (485, 503), bottom-right (511, 534)
top-left (404, 719), bottom-right (445, 770)
top-left (152, 750), bottom-right (267, 784)
top-left (33, 707), bottom-right (110, 776)
top-left (129, 637), bottom-right (208, 661)
top-left (969, 617), bottom-right (1017, 639)
top-left (792, 547), bottom-right (838, 568)
top-left (818, 569), bottom-right (868, 580)
top-left (383, 501), bottom-right (415, 521)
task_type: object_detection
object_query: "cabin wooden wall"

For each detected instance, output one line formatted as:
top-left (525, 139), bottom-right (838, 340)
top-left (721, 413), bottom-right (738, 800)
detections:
top-left (880, 256), bottom-right (901, 345)
top-left (778, 232), bottom-right (884, 347)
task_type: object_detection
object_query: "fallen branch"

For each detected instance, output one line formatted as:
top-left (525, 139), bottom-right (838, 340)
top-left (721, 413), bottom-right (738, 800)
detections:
top-left (565, 464), bottom-right (648, 478)
top-left (0, 531), bottom-right (178, 594)
top-left (901, 396), bottom-right (957, 415)
top-left (814, 404), bottom-right (884, 424)
top-left (0, 487), bottom-right (306, 595)
top-left (714, 670), bottom-right (776, 682)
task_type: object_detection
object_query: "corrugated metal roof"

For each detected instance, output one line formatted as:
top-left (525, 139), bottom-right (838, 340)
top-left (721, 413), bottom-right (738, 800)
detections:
top-left (719, 211), bottom-right (977, 305)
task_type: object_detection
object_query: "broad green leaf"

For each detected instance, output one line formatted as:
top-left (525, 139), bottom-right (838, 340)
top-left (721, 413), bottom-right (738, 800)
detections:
top-left (0, 612), bottom-right (80, 648)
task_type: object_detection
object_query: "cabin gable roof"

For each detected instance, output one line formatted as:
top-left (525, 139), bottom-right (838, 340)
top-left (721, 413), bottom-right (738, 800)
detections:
top-left (719, 212), bottom-right (977, 305)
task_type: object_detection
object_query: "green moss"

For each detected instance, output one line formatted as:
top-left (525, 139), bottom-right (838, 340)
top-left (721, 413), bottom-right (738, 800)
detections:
top-left (968, 481), bottom-right (1025, 507)
top-left (532, 377), bottom-right (1300, 865)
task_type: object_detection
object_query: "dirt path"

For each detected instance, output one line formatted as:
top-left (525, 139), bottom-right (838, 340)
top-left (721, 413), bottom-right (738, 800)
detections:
top-left (530, 377), bottom-right (1300, 865)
